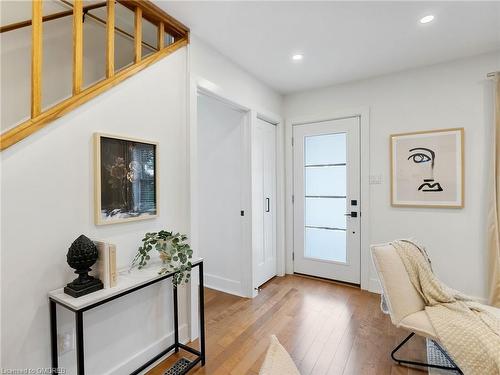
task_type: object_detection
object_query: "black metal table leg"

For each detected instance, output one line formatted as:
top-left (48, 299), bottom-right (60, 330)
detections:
top-left (75, 311), bottom-right (85, 375)
top-left (50, 300), bottom-right (58, 372)
top-left (199, 262), bottom-right (205, 366)
top-left (49, 260), bottom-right (205, 375)
top-left (173, 284), bottom-right (179, 353)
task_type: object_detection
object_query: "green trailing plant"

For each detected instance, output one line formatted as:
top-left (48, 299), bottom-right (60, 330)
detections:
top-left (131, 230), bottom-right (193, 286)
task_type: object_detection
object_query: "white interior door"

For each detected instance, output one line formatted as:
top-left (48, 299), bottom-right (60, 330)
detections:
top-left (253, 117), bottom-right (277, 287)
top-left (293, 117), bottom-right (361, 284)
top-left (197, 93), bottom-right (247, 294)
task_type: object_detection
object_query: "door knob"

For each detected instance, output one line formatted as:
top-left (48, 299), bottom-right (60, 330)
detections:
top-left (345, 212), bottom-right (358, 218)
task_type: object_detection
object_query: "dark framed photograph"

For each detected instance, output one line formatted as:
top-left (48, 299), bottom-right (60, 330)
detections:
top-left (94, 133), bottom-right (158, 225)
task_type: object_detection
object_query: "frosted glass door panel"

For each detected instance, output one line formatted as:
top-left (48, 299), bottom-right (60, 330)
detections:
top-left (305, 198), bottom-right (346, 229)
top-left (305, 228), bottom-right (347, 263)
top-left (305, 133), bottom-right (346, 165)
top-left (305, 166), bottom-right (346, 197)
top-left (302, 132), bottom-right (348, 263)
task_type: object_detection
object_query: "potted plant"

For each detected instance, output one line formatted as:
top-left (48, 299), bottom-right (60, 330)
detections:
top-left (131, 230), bottom-right (193, 286)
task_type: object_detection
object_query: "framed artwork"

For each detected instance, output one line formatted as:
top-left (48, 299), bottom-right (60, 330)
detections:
top-left (390, 128), bottom-right (464, 208)
top-left (94, 133), bottom-right (158, 225)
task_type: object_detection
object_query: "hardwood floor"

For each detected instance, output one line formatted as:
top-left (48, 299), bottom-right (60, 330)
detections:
top-left (148, 275), bottom-right (428, 375)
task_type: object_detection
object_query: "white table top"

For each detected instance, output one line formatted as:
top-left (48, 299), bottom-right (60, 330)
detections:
top-left (48, 258), bottom-right (202, 311)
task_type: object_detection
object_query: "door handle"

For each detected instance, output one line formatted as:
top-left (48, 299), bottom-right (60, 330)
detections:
top-left (345, 212), bottom-right (358, 218)
top-left (265, 198), bottom-right (270, 213)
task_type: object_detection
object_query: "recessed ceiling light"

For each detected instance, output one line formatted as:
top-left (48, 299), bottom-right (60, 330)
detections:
top-left (420, 15), bottom-right (435, 24)
top-left (292, 54), bottom-right (303, 61)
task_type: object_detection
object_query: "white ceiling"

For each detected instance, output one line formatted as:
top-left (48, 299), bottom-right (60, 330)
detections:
top-left (156, 1), bottom-right (500, 94)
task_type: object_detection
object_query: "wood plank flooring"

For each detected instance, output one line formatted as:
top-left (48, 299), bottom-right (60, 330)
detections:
top-left (147, 275), bottom-right (428, 375)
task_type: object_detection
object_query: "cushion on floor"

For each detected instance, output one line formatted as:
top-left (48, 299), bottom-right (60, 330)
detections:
top-left (259, 335), bottom-right (300, 375)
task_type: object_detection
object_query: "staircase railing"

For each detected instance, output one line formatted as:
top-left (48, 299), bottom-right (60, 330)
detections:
top-left (0, 0), bottom-right (189, 151)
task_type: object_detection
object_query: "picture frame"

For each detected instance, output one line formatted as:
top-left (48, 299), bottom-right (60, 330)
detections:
top-left (390, 128), bottom-right (464, 208)
top-left (94, 133), bottom-right (159, 225)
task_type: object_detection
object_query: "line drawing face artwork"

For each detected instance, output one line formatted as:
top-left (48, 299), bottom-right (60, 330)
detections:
top-left (391, 128), bottom-right (463, 208)
top-left (407, 147), bottom-right (443, 192)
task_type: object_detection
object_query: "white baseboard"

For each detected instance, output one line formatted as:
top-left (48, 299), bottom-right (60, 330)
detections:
top-left (105, 323), bottom-right (189, 375)
top-left (204, 273), bottom-right (244, 297)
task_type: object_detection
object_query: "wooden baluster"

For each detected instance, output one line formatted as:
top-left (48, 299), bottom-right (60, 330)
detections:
top-left (1, 0), bottom-right (190, 151)
top-left (134, 7), bottom-right (142, 63)
top-left (106, 0), bottom-right (115, 78)
top-left (157, 22), bottom-right (164, 50)
top-left (73, 0), bottom-right (83, 94)
top-left (31, 0), bottom-right (43, 118)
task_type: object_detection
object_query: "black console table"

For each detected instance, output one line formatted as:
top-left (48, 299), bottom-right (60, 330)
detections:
top-left (48, 259), bottom-right (205, 375)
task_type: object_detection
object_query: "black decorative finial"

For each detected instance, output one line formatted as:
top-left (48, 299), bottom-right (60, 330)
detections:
top-left (64, 235), bottom-right (103, 298)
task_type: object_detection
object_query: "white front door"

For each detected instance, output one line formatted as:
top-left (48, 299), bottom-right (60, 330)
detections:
top-left (293, 117), bottom-right (361, 284)
top-left (253, 118), bottom-right (277, 287)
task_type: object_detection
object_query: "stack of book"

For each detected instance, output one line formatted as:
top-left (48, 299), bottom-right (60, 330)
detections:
top-left (92, 241), bottom-right (118, 288)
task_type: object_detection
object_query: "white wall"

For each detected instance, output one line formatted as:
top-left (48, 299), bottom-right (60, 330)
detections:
top-left (0, 48), bottom-right (189, 373)
top-left (188, 35), bottom-right (285, 302)
top-left (284, 51), bottom-right (500, 300)
top-left (0, 28), bottom-right (285, 369)
top-left (189, 35), bottom-right (282, 116)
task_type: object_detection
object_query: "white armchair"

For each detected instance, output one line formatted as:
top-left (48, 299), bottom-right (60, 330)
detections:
top-left (370, 243), bottom-right (462, 373)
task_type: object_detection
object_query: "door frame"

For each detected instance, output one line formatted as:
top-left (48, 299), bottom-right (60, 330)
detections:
top-left (188, 79), bottom-right (251, 343)
top-left (285, 107), bottom-right (371, 291)
top-left (190, 84), bottom-right (252, 297)
top-left (188, 73), bottom-right (285, 339)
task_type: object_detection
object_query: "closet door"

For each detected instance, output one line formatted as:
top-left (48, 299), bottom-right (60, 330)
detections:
top-left (253, 118), bottom-right (277, 288)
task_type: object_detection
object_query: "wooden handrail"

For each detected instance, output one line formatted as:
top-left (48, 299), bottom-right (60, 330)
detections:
top-left (0, 0), bottom-right (189, 151)
top-left (1, 37), bottom-right (188, 151)
top-left (57, 0), bottom-right (158, 52)
top-left (1, 1), bottom-right (159, 53)
top-left (0, 2), bottom-right (107, 33)
top-left (118, 0), bottom-right (188, 39)
top-left (56, 0), bottom-right (159, 52)
top-left (82, 8), bottom-right (157, 52)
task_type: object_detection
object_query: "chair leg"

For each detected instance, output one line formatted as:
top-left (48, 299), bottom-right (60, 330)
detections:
top-left (391, 332), bottom-right (463, 374)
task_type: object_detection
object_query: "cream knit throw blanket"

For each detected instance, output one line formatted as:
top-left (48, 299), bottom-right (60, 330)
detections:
top-left (391, 240), bottom-right (500, 375)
